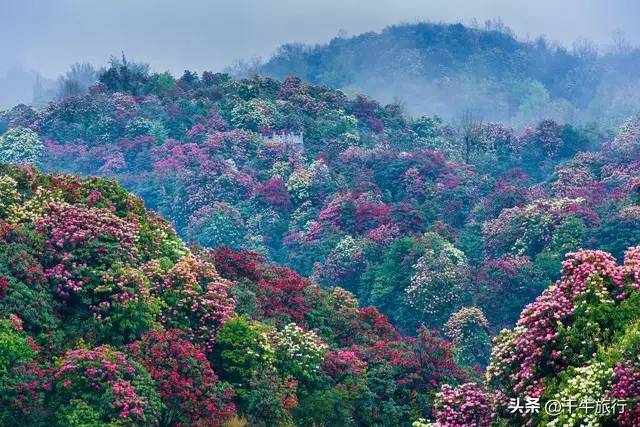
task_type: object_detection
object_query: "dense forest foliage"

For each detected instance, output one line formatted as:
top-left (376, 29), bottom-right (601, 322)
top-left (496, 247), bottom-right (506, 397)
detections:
top-left (0, 165), bottom-right (475, 426)
top-left (4, 60), bottom-right (639, 334)
top-left (257, 21), bottom-right (640, 127)
top-left (0, 46), bottom-right (639, 425)
top-left (420, 247), bottom-right (640, 426)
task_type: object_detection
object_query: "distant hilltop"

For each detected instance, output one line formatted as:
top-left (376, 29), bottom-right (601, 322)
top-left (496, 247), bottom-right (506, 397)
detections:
top-left (250, 21), bottom-right (640, 128)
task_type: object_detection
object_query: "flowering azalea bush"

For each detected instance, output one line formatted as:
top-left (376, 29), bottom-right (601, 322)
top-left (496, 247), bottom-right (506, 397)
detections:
top-left (150, 256), bottom-right (235, 352)
top-left (130, 329), bottom-right (236, 426)
top-left (428, 383), bottom-right (494, 427)
top-left (482, 247), bottom-right (640, 425)
top-left (610, 360), bottom-right (640, 426)
top-left (51, 345), bottom-right (162, 426)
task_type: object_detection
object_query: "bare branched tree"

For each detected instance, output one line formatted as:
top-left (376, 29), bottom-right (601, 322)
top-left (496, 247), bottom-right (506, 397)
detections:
top-left (459, 111), bottom-right (483, 163)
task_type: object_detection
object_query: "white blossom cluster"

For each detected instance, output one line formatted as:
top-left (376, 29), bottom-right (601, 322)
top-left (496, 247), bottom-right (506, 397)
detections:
top-left (0, 176), bottom-right (62, 223)
top-left (274, 323), bottom-right (327, 375)
top-left (0, 127), bottom-right (44, 165)
top-left (547, 362), bottom-right (613, 427)
top-left (405, 233), bottom-right (469, 316)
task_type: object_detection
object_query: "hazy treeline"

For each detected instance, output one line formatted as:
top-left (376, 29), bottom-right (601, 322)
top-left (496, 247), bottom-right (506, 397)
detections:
top-left (252, 21), bottom-right (640, 129)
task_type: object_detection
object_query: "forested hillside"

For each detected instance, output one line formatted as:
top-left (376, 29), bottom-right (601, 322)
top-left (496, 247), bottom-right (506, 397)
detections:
top-left (4, 60), bottom-right (639, 334)
top-left (0, 164), bottom-right (476, 426)
top-left (258, 22), bottom-right (640, 127)
top-left (1, 55), bottom-right (640, 425)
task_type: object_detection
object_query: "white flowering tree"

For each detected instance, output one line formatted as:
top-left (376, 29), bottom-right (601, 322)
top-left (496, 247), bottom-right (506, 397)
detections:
top-left (0, 127), bottom-right (43, 165)
top-left (405, 232), bottom-right (470, 327)
top-left (612, 114), bottom-right (640, 155)
top-left (273, 323), bottom-right (327, 382)
top-left (444, 307), bottom-right (492, 368)
top-left (546, 362), bottom-right (613, 427)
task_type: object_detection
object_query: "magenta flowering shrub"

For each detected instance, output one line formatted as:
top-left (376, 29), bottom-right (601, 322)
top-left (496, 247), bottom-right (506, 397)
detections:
top-left (430, 383), bottom-right (493, 427)
top-left (481, 171), bottom-right (537, 219)
top-left (552, 158), bottom-right (606, 205)
top-left (52, 345), bottom-right (162, 425)
top-left (610, 360), bottom-right (640, 427)
top-left (37, 203), bottom-right (140, 295)
top-left (480, 246), bottom-right (640, 426)
top-left (506, 250), bottom-right (621, 396)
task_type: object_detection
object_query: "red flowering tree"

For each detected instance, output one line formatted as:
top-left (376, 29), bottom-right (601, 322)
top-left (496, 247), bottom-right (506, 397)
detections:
top-left (129, 330), bottom-right (236, 426)
top-left (207, 247), bottom-right (312, 325)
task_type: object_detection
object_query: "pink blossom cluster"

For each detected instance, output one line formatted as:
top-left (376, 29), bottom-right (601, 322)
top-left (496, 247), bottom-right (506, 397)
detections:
top-left (37, 203), bottom-right (140, 297)
top-left (508, 250), bottom-right (621, 396)
top-left (37, 203), bottom-right (139, 257)
top-left (155, 257), bottom-right (235, 352)
top-left (431, 383), bottom-right (493, 427)
top-left (609, 360), bottom-right (640, 427)
top-left (621, 246), bottom-right (640, 291)
top-left (111, 92), bottom-right (139, 121)
top-left (54, 346), bottom-right (156, 423)
top-left (111, 379), bottom-right (146, 419)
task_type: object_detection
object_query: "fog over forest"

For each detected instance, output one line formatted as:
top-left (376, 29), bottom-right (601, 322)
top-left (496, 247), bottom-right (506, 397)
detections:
top-left (2, 0), bottom-right (640, 125)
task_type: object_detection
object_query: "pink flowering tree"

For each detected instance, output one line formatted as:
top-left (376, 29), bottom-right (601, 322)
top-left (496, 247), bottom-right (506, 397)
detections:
top-left (51, 345), bottom-right (162, 426)
top-left (428, 383), bottom-right (494, 427)
top-left (149, 256), bottom-right (235, 353)
top-left (486, 247), bottom-right (640, 425)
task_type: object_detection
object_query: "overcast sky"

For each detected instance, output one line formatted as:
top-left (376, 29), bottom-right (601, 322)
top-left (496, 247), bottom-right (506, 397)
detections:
top-left (1, 0), bottom-right (639, 78)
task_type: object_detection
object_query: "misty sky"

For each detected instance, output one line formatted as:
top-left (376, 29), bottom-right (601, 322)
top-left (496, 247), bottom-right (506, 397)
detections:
top-left (1, 0), bottom-right (639, 79)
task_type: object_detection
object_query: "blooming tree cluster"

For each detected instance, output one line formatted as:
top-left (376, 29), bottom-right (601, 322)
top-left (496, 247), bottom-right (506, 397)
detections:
top-left (1, 60), bottom-right (640, 425)
top-left (0, 165), bottom-right (471, 426)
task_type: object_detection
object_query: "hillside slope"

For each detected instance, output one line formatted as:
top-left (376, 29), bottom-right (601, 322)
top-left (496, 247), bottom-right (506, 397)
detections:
top-left (2, 63), bottom-right (640, 338)
top-left (0, 164), bottom-right (471, 426)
